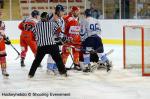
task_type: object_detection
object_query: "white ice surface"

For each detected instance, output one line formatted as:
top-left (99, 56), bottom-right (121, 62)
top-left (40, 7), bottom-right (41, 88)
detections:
top-left (0, 44), bottom-right (150, 99)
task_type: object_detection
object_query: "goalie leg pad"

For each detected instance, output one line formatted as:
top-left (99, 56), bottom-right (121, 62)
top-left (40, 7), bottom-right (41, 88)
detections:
top-left (101, 54), bottom-right (108, 63)
top-left (47, 63), bottom-right (57, 70)
top-left (83, 54), bottom-right (90, 65)
top-left (47, 55), bottom-right (58, 70)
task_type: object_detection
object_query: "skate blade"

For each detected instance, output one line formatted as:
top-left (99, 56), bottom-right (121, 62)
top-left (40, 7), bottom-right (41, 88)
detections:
top-left (3, 75), bottom-right (9, 79)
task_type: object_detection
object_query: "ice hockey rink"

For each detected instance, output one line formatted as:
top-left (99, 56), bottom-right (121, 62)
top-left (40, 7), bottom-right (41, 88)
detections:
top-left (1, 0), bottom-right (150, 98)
top-left (0, 44), bottom-right (150, 99)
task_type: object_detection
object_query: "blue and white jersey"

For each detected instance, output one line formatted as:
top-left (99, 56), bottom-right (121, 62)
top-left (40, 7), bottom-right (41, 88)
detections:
top-left (49, 14), bottom-right (65, 33)
top-left (80, 17), bottom-right (101, 41)
top-left (58, 17), bottom-right (65, 33)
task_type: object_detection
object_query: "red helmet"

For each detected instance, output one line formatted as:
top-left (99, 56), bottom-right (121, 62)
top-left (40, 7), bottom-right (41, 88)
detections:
top-left (71, 6), bottom-right (80, 12)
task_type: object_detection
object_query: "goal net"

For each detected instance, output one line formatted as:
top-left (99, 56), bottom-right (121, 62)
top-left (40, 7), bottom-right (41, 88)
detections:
top-left (123, 25), bottom-right (150, 76)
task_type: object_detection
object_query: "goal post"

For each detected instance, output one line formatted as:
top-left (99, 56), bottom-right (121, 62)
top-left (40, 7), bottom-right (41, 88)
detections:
top-left (123, 25), bottom-right (150, 76)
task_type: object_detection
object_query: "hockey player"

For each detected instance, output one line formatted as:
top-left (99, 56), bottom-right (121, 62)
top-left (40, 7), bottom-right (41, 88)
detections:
top-left (28, 11), bottom-right (67, 78)
top-left (47, 4), bottom-right (65, 74)
top-left (18, 10), bottom-right (40, 67)
top-left (80, 9), bottom-right (111, 72)
top-left (61, 6), bottom-right (81, 70)
top-left (0, 21), bottom-right (11, 77)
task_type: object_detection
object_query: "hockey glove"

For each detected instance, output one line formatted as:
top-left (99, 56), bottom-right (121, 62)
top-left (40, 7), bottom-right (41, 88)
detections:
top-left (54, 37), bottom-right (61, 42)
top-left (4, 37), bottom-right (11, 45)
top-left (54, 37), bottom-right (63, 45)
top-left (61, 36), bottom-right (68, 42)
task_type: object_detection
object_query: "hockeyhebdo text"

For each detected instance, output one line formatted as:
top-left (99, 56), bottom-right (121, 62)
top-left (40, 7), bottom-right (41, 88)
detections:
top-left (1, 92), bottom-right (71, 97)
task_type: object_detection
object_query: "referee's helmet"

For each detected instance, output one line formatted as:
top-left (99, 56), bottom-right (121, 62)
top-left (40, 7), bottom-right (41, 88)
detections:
top-left (40, 12), bottom-right (49, 21)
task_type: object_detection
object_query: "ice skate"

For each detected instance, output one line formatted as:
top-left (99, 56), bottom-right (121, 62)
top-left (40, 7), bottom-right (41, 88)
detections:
top-left (97, 60), bottom-right (107, 70)
top-left (2, 70), bottom-right (9, 78)
top-left (83, 64), bottom-right (91, 73)
top-left (106, 60), bottom-right (112, 72)
top-left (74, 64), bottom-right (82, 71)
top-left (21, 58), bottom-right (25, 67)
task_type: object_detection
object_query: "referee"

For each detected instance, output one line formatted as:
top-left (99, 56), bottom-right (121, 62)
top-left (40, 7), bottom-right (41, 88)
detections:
top-left (28, 12), bottom-right (67, 78)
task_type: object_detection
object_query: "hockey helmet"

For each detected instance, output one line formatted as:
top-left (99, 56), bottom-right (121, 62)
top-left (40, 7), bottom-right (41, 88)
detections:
top-left (40, 12), bottom-right (49, 21)
top-left (31, 10), bottom-right (40, 17)
top-left (55, 4), bottom-right (64, 12)
top-left (71, 6), bottom-right (80, 12)
top-left (84, 9), bottom-right (92, 17)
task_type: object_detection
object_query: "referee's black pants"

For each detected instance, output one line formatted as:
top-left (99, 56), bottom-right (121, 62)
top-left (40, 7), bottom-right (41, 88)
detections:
top-left (29, 44), bottom-right (67, 76)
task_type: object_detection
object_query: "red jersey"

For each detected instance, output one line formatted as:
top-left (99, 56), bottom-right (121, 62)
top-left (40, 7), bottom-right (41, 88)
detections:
top-left (18, 18), bottom-right (38, 40)
top-left (18, 18), bottom-right (38, 31)
top-left (63, 14), bottom-right (81, 44)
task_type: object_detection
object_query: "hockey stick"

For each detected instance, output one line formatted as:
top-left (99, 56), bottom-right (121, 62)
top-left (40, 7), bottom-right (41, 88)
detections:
top-left (10, 44), bottom-right (20, 60)
top-left (96, 49), bottom-right (114, 72)
top-left (65, 49), bottom-right (75, 70)
top-left (67, 46), bottom-right (114, 71)
top-left (60, 42), bottom-right (76, 70)
top-left (57, 38), bottom-right (80, 70)
top-left (3, 36), bottom-right (20, 60)
top-left (105, 49), bottom-right (114, 56)
top-left (64, 45), bottom-right (100, 70)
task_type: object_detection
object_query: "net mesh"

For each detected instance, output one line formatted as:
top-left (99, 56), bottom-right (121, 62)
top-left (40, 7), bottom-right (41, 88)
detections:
top-left (124, 26), bottom-right (150, 75)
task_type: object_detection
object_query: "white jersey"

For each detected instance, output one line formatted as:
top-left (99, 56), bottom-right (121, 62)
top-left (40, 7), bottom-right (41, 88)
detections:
top-left (80, 17), bottom-right (101, 41)
top-left (58, 17), bottom-right (65, 33)
top-left (55, 17), bottom-right (65, 38)
top-left (49, 14), bottom-right (65, 33)
top-left (23, 17), bottom-right (39, 24)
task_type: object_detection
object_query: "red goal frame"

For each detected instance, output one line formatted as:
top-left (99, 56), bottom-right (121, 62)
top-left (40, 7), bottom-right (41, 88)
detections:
top-left (123, 25), bottom-right (150, 76)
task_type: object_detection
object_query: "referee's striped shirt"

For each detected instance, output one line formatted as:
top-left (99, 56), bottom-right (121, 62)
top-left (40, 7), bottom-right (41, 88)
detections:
top-left (32, 21), bottom-right (60, 46)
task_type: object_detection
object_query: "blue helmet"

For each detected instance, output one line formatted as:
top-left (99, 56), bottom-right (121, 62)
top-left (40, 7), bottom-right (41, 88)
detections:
top-left (55, 4), bottom-right (64, 12)
top-left (84, 9), bottom-right (92, 17)
top-left (31, 10), bottom-right (40, 17)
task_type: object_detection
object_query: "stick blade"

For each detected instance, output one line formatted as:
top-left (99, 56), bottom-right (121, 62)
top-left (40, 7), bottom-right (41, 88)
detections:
top-left (106, 49), bottom-right (114, 56)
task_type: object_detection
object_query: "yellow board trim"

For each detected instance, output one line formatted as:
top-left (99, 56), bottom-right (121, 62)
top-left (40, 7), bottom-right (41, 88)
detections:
top-left (125, 40), bottom-right (150, 46)
top-left (11, 39), bottom-right (20, 44)
top-left (10, 39), bottom-right (150, 46)
top-left (11, 39), bottom-right (123, 45)
top-left (102, 39), bottom-right (123, 45)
